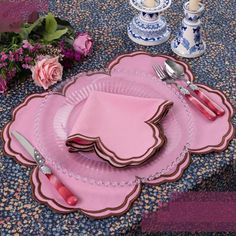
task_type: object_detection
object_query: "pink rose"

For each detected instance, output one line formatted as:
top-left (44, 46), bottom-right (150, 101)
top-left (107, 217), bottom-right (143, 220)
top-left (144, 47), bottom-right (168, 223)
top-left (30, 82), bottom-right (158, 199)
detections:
top-left (73, 32), bottom-right (93, 56)
top-left (31, 56), bottom-right (63, 90)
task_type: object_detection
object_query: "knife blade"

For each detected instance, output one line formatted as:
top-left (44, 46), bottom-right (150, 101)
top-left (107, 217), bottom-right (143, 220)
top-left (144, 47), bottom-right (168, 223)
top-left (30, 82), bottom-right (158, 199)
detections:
top-left (12, 131), bottom-right (78, 206)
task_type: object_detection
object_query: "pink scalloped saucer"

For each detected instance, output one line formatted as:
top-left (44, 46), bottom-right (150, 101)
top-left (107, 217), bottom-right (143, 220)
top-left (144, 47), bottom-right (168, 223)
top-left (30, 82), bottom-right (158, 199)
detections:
top-left (3, 52), bottom-right (235, 218)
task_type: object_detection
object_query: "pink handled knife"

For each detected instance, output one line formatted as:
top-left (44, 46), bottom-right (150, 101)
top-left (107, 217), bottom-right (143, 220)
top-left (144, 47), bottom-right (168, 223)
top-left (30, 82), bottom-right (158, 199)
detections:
top-left (186, 81), bottom-right (225, 116)
top-left (12, 131), bottom-right (78, 206)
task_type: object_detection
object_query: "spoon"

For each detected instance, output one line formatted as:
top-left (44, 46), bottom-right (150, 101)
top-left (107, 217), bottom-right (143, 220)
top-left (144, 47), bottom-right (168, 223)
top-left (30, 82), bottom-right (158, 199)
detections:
top-left (164, 59), bottom-right (225, 116)
top-left (153, 64), bottom-right (217, 121)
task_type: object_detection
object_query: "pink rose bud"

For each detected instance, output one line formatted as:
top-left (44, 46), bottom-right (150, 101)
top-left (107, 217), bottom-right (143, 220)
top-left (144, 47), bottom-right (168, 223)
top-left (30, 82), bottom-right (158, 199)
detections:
top-left (31, 56), bottom-right (63, 90)
top-left (73, 32), bottom-right (93, 56)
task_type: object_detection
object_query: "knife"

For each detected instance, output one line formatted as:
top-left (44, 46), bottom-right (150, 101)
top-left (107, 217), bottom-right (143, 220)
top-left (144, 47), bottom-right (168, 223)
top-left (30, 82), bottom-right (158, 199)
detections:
top-left (12, 130), bottom-right (78, 206)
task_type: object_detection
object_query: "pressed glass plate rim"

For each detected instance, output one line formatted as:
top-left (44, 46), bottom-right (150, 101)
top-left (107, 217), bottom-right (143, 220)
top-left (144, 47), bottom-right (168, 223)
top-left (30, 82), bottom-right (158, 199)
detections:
top-left (34, 69), bottom-right (194, 187)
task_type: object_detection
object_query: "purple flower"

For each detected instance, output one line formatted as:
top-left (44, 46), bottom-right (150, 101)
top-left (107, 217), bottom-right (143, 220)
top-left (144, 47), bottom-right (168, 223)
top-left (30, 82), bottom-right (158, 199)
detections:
top-left (22, 64), bottom-right (32, 69)
top-left (18, 55), bottom-right (24, 62)
top-left (73, 32), bottom-right (93, 56)
top-left (22, 40), bottom-right (34, 51)
top-left (36, 55), bottom-right (51, 61)
top-left (7, 69), bottom-right (16, 80)
top-left (74, 52), bottom-right (81, 61)
top-left (0, 63), bottom-right (7, 68)
top-left (63, 49), bottom-right (75, 59)
top-left (0, 52), bottom-right (8, 62)
top-left (16, 48), bottom-right (23, 55)
top-left (8, 51), bottom-right (14, 61)
top-left (31, 43), bottom-right (42, 53)
top-left (0, 78), bottom-right (7, 93)
top-left (59, 40), bottom-right (65, 50)
top-left (24, 56), bottom-right (33, 63)
top-left (14, 53), bottom-right (19, 62)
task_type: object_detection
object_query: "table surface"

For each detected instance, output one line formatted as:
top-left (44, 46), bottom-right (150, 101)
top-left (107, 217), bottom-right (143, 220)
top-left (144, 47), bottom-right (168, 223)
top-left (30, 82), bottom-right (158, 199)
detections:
top-left (0, 0), bottom-right (235, 235)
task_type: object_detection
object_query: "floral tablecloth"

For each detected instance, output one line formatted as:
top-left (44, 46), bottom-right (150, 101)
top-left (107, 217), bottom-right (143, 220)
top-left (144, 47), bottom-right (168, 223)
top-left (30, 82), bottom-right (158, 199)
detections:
top-left (0, 0), bottom-right (235, 235)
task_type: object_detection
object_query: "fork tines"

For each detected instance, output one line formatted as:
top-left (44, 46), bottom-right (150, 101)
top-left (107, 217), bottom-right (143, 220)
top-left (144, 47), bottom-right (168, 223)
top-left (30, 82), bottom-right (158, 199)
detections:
top-left (153, 64), bottom-right (166, 80)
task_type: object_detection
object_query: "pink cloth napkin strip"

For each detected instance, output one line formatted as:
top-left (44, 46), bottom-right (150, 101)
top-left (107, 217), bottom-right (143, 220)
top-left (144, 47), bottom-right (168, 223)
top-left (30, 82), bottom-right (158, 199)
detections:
top-left (66, 91), bottom-right (173, 167)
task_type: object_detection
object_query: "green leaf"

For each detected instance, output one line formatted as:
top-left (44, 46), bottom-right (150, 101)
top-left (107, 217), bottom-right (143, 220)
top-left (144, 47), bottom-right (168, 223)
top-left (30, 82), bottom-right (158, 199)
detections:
top-left (19, 17), bottom-right (44, 40)
top-left (45, 13), bottom-right (58, 34)
top-left (55, 17), bottom-right (72, 28)
top-left (43, 28), bottom-right (68, 42)
top-left (55, 17), bottom-right (74, 36)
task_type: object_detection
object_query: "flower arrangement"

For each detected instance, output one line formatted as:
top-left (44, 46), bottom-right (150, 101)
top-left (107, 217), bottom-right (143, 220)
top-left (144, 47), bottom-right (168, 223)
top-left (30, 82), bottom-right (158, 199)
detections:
top-left (0, 13), bottom-right (93, 93)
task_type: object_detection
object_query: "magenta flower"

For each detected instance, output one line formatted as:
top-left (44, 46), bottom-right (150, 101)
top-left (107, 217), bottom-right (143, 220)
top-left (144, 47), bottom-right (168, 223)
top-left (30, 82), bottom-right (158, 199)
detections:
top-left (63, 49), bottom-right (75, 60)
top-left (74, 52), bottom-right (81, 61)
top-left (0, 63), bottom-right (7, 68)
top-left (0, 78), bottom-right (7, 93)
top-left (31, 43), bottom-right (42, 53)
top-left (22, 64), bottom-right (32, 69)
top-left (0, 52), bottom-right (8, 62)
top-left (36, 55), bottom-right (46, 61)
top-left (7, 69), bottom-right (16, 79)
top-left (59, 40), bottom-right (65, 50)
top-left (24, 56), bottom-right (33, 63)
top-left (14, 53), bottom-right (20, 62)
top-left (8, 51), bottom-right (14, 61)
top-left (16, 48), bottom-right (23, 55)
top-left (22, 40), bottom-right (34, 51)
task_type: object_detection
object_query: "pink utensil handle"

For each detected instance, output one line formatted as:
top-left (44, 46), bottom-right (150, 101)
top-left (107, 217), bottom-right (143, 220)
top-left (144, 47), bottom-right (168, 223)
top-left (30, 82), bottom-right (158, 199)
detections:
top-left (185, 93), bottom-right (217, 121)
top-left (46, 173), bottom-right (78, 206)
top-left (193, 89), bottom-right (225, 116)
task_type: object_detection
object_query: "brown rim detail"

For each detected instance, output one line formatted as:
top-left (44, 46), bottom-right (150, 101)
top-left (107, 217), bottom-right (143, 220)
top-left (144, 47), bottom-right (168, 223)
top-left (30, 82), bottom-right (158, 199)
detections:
top-left (32, 166), bottom-right (141, 217)
top-left (146, 153), bottom-right (191, 185)
top-left (2, 51), bottom-right (234, 217)
top-left (2, 94), bottom-right (48, 166)
top-left (189, 84), bottom-right (235, 153)
top-left (30, 167), bottom-right (76, 213)
top-left (107, 51), bottom-right (195, 82)
top-left (67, 124), bottom-right (167, 169)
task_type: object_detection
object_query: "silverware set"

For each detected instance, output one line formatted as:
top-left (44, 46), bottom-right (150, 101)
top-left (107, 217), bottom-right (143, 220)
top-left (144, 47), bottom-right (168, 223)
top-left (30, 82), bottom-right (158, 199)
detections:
top-left (153, 60), bottom-right (225, 121)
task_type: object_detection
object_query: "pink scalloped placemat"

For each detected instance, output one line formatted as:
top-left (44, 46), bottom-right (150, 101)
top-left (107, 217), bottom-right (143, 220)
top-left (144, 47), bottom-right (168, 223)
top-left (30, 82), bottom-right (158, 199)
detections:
top-left (2, 52), bottom-right (235, 218)
top-left (109, 52), bottom-right (235, 153)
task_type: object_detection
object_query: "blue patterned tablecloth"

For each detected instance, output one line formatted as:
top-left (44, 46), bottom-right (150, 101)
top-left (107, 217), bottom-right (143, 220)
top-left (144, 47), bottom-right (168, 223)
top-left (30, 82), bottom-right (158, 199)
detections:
top-left (0, 0), bottom-right (235, 235)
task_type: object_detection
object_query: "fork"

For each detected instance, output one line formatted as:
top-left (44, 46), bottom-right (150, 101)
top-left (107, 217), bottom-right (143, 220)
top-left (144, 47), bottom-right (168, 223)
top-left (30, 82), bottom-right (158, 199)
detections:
top-left (153, 65), bottom-right (217, 121)
top-left (164, 59), bottom-right (225, 116)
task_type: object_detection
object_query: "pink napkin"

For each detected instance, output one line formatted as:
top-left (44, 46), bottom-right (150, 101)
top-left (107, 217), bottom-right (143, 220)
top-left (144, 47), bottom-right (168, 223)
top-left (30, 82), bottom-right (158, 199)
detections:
top-left (66, 91), bottom-right (173, 167)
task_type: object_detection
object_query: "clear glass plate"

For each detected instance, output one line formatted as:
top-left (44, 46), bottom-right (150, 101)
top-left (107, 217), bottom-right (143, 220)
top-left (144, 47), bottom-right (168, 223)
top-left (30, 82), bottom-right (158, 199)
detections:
top-left (34, 69), bottom-right (194, 186)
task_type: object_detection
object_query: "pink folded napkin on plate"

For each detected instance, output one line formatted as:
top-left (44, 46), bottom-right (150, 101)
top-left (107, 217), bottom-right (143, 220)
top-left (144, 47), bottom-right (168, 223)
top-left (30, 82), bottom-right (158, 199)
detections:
top-left (66, 91), bottom-right (173, 167)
